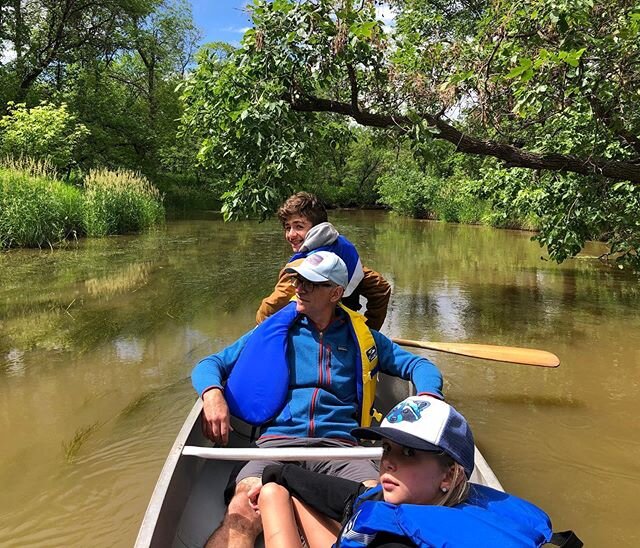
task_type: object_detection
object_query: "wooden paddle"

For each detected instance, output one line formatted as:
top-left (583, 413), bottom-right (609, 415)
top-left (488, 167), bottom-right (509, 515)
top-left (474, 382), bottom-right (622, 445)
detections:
top-left (391, 338), bottom-right (560, 368)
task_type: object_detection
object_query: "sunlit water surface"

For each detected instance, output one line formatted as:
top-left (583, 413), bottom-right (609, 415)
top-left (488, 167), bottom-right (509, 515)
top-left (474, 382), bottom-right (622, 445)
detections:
top-left (1, 211), bottom-right (638, 547)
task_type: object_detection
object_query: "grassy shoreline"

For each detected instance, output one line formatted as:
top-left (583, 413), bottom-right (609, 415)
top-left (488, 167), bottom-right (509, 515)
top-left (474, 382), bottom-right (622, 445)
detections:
top-left (0, 161), bottom-right (165, 249)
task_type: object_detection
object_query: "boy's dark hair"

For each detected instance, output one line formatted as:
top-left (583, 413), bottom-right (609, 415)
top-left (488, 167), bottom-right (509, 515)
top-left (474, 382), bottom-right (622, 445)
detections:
top-left (277, 192), bottom-right (328, 227)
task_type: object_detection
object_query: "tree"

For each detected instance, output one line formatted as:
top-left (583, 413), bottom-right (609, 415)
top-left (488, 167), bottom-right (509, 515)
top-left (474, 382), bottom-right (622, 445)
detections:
top-left (181, 38), bottom-right (319, 219)
top-left (0, 0), bottom-right (149, 102)
top-left (0, 0), bottom-right (201, 176)
top-left (128, 0), bottom-right (200, 135)
top-left (72, 0), bottom-right (201, 170)
top-left (308, 124), bottom-right (396, 206)
top-left (182, 0), bottom-right (640, 268)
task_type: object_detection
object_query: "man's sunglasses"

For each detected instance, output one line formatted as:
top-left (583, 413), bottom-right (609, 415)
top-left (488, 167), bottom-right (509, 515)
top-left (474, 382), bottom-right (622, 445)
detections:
top-left (289, 276), bottom-right (335, 292)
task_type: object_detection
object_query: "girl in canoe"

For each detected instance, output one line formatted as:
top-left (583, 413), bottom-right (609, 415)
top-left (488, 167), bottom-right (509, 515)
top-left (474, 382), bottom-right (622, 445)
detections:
top-left (249, 395), bottom-right (581, 548)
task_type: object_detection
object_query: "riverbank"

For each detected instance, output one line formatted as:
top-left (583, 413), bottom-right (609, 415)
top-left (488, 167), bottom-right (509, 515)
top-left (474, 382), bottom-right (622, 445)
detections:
top-left (372, 170), bottom-right (540, 231)
top-left (0, 161), bottom-right (164, 249)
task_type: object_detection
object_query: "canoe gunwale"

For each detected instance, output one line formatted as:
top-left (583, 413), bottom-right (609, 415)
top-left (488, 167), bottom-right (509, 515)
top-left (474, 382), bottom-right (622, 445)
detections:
top-left (134, 400), bottom-right (204, 548)
top-left (181, 446), bottom-right (384, 461)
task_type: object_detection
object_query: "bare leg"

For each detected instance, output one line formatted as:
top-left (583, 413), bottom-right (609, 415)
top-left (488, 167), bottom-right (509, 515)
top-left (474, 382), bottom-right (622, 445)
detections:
top-left (205, 477), bottom-right (262, 548)
top-left (292, 497), bottom-right (341, 548)
top-left (258, 483), bottom-right (303, 548)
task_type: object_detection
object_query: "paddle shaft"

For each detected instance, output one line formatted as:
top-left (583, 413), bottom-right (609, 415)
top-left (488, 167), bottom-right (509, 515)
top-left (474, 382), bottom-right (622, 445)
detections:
top-left (392, 338), bottom-right (560, 368)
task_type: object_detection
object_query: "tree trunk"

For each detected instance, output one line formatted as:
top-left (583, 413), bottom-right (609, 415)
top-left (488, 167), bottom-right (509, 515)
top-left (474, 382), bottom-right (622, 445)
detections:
top-left (13, 0), bottom-right (23, 73)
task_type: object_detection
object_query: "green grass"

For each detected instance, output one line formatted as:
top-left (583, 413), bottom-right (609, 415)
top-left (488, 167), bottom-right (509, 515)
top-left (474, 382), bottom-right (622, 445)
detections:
top-left (0, 158), bottom-right (84, 248)
top-left (83, 168), bottom-right (165, 236)
top-left (62, 422), bottom-right (101, 462)
top-left (0, 160), bottom-right (166, 248)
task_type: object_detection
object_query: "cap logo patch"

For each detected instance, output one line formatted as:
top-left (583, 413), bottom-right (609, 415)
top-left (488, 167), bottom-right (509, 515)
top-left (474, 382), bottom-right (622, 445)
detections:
top-left (387, 400), bottom-right (430, 423)
top-left (307, 254), bottom-right (324, 266)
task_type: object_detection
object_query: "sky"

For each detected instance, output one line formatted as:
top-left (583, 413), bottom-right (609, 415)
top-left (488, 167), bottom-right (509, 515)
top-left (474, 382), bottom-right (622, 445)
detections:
top-left (190, 0), bottom-right (252, 47)
top-left (189, 1), bottom-right (396, 47)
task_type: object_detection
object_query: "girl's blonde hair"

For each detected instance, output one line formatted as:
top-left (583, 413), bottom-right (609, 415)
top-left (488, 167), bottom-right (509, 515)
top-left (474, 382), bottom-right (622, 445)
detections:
top-left (434, 453), bottom-right (470, 507)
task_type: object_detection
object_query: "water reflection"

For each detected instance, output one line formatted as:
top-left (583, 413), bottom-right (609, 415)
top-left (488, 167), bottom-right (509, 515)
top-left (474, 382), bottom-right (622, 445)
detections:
top-left (0, 211), bottom-right (639, 546)
top-left (86, 262), bottom-right (152, 297)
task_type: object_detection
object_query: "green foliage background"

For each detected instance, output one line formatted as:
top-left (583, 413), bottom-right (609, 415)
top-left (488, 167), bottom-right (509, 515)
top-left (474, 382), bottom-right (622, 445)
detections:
top-left (179, 0), bottom-right (640, 271)
top-left (1, 0), bottom-right (639, 271)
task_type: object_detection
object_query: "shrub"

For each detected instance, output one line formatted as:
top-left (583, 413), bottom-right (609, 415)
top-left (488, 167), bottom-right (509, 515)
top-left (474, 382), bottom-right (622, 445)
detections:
top-left (378, 163), bottom-right (493, 225)
top-left (0, 102), bottom-right (89, 172)
top-left (376, 167), bottom-right (439, 218)
top-left (0, 159), bottom-right (84, 248)
top-left (83, 168), bottom-right (165, 236)
top-left (432, 177), bottom-right (492, 224)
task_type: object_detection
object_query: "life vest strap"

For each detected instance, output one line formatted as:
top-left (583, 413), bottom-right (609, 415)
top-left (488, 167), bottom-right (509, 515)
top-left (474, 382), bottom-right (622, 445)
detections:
top-left (338, 302), bottom-right (379, 426)
top-left (549, 531), bottom-right (583, 548)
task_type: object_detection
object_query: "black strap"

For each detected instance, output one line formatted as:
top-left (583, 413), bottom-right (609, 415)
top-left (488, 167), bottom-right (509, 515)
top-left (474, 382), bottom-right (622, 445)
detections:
top-left (549, 531), bottom-right (583, 548)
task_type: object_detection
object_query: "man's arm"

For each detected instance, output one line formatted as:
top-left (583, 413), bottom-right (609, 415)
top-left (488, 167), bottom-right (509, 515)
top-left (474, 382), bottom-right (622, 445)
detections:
top-left (373, 331), bottom-right (444, 399)
top-left (359, 266), bottom-right (391, 331)
top-left (191, 331), bottom-right (253, 444)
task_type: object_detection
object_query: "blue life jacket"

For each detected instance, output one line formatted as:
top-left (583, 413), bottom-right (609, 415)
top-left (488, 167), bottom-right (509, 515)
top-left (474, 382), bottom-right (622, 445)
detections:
top-left (336, 484), bottom-right (554, 548)
top-left (224, 301), bottom-right (379, 426)
top-left (224, 302), bottom-right (298, 425)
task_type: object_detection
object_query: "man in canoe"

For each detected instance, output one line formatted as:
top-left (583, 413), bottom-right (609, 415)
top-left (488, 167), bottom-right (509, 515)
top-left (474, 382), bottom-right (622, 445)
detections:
top-left (191, 251), bottom-right (443, 547)
top-left (255, 191), bottom-right (391, 331)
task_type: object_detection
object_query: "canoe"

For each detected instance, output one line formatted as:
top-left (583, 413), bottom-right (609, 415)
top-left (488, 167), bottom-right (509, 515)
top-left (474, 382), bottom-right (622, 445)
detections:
top-left (135, 378), bottom-right (503, 548)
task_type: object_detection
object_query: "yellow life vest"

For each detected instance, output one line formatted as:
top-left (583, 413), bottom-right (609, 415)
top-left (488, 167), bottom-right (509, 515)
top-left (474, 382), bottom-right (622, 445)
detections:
top-left (338, 303), bottom-right (382, 426)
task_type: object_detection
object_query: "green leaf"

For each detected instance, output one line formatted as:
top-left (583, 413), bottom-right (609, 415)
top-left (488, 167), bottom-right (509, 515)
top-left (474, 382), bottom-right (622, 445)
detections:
top-left (350, 21), bottom-right (377, 40)
top-left (272, 0), bottom-right (293, 14)
top-left (562, 48), bottom-right (587, 67)
top-left (505, 58), bottom-right (533, 79)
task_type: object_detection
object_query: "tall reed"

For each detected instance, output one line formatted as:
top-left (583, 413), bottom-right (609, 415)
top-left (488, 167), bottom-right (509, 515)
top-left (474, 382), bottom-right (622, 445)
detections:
top-left (0, 157), bottom-right (84, 248)
top-left (83, 168), bottom-right (165, 236)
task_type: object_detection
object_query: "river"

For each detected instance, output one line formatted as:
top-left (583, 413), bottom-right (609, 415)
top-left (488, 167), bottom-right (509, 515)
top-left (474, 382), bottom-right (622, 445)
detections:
top-left (1, 210), bottom-right (638, 546)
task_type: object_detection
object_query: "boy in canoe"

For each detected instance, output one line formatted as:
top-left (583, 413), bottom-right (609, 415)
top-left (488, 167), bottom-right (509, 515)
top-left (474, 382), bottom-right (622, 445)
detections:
top-left (192, 252), bottom-right (443, 547)
top-left (256, 191), bottom-right (391, 331)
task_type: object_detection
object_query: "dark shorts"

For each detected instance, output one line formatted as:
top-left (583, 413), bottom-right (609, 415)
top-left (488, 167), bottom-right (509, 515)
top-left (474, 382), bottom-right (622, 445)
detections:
top-left (224, 438), bottom-right (379, 504)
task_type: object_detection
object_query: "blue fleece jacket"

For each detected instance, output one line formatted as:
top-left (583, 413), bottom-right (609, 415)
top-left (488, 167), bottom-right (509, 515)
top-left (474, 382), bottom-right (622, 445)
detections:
top-left (192, 309), bottom-right (443, 442)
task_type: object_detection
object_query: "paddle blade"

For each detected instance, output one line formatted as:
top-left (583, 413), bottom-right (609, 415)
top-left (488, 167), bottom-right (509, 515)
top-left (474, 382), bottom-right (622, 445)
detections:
top-left (392, 338), bottom-right (560, 368)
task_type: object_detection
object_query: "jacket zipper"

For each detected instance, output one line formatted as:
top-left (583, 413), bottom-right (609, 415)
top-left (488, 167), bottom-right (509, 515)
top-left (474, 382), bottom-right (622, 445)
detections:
top-left (309, 329), bottom-right (331, 437)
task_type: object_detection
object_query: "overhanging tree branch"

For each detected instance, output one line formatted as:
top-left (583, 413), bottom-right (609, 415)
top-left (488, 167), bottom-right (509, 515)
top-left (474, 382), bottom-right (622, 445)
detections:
top-left (289, 94), bottom-right (640, 184)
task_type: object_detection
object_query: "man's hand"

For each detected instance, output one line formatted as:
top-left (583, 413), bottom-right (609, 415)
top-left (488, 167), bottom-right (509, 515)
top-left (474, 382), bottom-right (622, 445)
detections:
top-left (201, 388), bottom-right (232, 445)
top-left (247, 483), bottom-right (263, 513)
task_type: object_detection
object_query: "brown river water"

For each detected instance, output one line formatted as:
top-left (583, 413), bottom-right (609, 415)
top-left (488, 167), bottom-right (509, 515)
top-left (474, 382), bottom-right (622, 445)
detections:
top-left (1, 210), bottom-right (639, 547)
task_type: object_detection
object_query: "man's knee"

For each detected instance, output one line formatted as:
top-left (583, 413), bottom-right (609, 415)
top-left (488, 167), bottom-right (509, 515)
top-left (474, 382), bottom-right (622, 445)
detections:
top-left (226, 477), bottom-right (262, 525)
